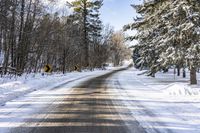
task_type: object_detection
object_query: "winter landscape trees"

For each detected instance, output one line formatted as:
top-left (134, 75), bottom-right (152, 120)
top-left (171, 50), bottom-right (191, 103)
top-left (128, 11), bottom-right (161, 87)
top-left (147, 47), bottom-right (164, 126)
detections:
top-left (67, 0), bottom-right (103, 68)
top-left (0, 0), bottom-right (130, 75)
top-left (125, 0), bottom-right (200, 84)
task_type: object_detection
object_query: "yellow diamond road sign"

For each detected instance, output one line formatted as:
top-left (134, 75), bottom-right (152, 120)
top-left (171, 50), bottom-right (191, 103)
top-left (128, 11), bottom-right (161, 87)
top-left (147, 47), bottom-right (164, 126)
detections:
top-left (44, 65), bottom-right (52, 73)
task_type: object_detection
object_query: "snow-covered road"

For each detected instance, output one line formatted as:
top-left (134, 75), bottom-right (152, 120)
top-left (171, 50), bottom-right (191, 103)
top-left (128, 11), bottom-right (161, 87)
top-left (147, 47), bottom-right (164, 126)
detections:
top-left (0, 68), bottom-right (120, 133)
top-left (0, 67), bottom-right (146, 133)
top-left (0, 66), bottom-right (200, 133)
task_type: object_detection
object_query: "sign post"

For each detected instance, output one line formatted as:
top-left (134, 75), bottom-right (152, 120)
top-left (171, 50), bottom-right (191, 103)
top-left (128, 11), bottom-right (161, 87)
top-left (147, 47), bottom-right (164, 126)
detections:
top-left (74, 66), bottom-right (78, 71)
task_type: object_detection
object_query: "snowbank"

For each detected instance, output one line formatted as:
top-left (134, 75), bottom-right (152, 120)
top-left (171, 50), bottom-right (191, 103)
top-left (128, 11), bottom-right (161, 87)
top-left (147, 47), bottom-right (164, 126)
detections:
top-left (164, 83), bottom-right (200, 97)
top-left (0, 68), bottom-right (119, 106)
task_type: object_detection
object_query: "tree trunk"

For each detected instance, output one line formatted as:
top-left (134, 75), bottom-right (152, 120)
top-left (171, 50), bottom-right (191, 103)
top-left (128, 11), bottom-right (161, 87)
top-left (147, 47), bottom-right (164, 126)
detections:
top-left (2, 31), bottom-right (9, 75)
top-left (183, 68), bottom-right (186, 78)
top-left (177, 66), bottom-right (180, 76)
top-left (174, 67), bottom-right (176, 75)
top-left (83, 1), bottom-right (89, 67)
top-left (17, 0), bottom-right (25, 74)
top-left (10, 2), bottom-right (16, 68)
top-left (62, 49), bottom-right (66, 74)
top-left (190, 67), bottom-right (197, 84)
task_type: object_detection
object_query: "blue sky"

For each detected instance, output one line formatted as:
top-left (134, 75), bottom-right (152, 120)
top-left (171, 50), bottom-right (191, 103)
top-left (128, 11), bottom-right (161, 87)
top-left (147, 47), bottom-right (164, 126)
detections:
top-left (45, 0), bottom-right (143, 31)
top-left (100, 0), bottom-right (142, 31)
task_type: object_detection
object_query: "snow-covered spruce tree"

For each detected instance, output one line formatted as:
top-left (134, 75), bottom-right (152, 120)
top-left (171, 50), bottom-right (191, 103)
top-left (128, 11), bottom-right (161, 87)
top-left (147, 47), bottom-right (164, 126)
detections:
top-left (159, 0), bottom-right (200, 84)
top-left (125, 0), bottom-right (172, 77)
top-left (125, 0), bottom-right (200, 84)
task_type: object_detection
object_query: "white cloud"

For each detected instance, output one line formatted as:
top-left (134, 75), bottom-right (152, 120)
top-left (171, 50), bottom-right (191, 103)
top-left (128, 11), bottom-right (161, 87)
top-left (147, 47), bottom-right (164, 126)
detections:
top-left (42, 0), bottom-right (73, 9)
top-left (43, 0), bottom-right (73, 6)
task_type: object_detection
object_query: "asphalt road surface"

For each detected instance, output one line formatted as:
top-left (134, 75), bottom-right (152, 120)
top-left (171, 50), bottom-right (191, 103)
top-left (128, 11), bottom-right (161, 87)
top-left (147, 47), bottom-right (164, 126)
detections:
top-left (5, 67), bottom-right (147, 133)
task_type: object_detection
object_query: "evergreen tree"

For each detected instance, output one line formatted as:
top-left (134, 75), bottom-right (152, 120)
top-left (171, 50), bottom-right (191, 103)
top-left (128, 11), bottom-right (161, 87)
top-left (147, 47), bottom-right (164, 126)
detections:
top-left (67, 0), bottom-right (103, 68)
top-left (125, 0), bottom-right (200, 84)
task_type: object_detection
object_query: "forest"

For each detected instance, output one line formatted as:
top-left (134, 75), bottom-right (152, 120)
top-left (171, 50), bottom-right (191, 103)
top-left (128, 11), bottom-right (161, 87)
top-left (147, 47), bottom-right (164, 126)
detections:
top-left (0, 0), bottom-right (131, 75)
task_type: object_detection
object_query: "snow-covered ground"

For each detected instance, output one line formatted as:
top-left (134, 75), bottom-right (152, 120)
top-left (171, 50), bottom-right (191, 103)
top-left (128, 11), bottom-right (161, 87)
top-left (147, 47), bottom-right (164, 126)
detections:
top-left (114, 67), bottom-right (200, 133)
top-left (1, 60), bottom-right (199, 133)
top-left (0, 66), bottom-right (124, 107)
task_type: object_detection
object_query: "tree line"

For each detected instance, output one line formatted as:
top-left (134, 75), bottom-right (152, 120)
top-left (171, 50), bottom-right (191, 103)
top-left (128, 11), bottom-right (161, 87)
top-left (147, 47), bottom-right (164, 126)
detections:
top-left (0, 0), bottom-right (130, 75)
